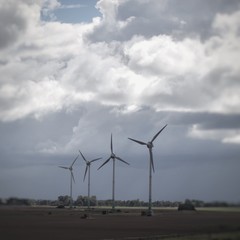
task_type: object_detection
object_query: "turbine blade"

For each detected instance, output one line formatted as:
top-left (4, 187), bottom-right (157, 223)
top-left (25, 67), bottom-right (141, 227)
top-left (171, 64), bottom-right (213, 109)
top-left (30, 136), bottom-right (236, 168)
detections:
top-left (90, 157), bottom-right (102, 163)
top-left (98, 157), bottom-right (111, 170)
top-left (71, 154), bottom-right (79, 167)
top-left (83, 165), bottom-right (88, 181)
top-left (79, 150), bottom-right (87, 162)
top-left (59, 166), bottom-right (69, 169)
top-left (71, 171), bottom-right (75, 183)
top-left (111, 133), bottom-right (113, 154)
top-left (128, 137), bottom-right (147, 145)
top-left (151, 124), bottom-right (168, 143)
top-left (115, 156), bottom-right (130, 165)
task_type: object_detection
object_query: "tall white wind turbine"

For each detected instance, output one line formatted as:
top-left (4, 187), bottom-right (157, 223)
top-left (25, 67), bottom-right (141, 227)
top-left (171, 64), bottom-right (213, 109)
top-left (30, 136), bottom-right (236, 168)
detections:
top-left (59, 155), bottom-right (79, 208)
top-left (79, 150), bottom-right (101, 210)
top-left (128, 124), bottom-right (167, 216)
top-left (98, 134), bottom-right (129, 211)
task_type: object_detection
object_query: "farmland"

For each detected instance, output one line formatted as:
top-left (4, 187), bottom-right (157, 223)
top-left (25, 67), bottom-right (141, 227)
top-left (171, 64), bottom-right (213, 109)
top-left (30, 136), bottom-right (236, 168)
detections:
top-left (1, 206), bottom-right (240, 239)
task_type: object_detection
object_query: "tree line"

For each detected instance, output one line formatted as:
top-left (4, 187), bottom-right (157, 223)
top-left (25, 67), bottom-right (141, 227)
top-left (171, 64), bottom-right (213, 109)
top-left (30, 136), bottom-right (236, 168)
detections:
top-left (0, 196), bottom-right (239, 208)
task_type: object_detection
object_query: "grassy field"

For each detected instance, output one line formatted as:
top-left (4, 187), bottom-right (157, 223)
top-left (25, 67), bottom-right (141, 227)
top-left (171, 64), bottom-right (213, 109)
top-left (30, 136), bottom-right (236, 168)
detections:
top-left (196, 207), bottom-right (240, 212)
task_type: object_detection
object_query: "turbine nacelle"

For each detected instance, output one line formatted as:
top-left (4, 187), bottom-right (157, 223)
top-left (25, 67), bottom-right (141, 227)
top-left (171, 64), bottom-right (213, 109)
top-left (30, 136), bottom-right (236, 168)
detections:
top-left (79, 150), bottom-right (102, 181)
top-left (58, 154), bottom-right (79, 174)
top-left (128, 124), bottom-right (167, 172)
top-left (147, 142), bottom-right (153, 148)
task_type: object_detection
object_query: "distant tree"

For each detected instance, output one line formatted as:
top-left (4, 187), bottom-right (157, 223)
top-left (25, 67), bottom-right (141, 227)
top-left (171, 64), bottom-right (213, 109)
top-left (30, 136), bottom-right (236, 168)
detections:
top-left (178, 199), bottom-right (196, 211)
top-left (74, 195), bottom-right (97, 207)
top-left (6, 197), bottom-right (31, 206)
top-left (75, 195), bottom-right (83, 206)
top-left (191, 199), bottom-right (204, 207)
top-left (58, 195), bottom-right (72, 206)
top-left (90, 195), bottom-right (97, 206)
top-left (204, 201), bottom-right (229, 207)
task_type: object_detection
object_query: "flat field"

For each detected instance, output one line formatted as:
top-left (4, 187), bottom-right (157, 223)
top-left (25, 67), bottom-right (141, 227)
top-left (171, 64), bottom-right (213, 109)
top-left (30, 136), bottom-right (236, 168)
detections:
top-left (1, 206), bottom-right (240, 240)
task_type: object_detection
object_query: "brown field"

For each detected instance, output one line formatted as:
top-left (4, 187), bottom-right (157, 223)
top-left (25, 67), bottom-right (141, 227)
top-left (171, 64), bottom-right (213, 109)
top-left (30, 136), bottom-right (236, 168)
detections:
top-left (1, 206), bottom-right (240, 240)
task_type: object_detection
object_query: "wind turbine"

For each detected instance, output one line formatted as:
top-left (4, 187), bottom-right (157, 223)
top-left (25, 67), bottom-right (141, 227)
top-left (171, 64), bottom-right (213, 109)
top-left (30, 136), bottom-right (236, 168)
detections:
top-left (59, 155), bottom-right (79, 208)
top-left (98, 133), bottom-right (129, 211)
top-left (79, 150), bottom-right (101, 210)
top-left (128, 124), bottom-right (167, 216)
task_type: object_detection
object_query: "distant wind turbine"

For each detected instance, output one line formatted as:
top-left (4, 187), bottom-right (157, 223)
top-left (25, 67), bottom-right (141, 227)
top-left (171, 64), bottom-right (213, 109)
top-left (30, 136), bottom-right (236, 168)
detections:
top-left (128, 124), bottom-right (167, 216)
top-left (98, 133), bottom-right (129, 211)
top-left (79, 150), bottom-right (101, 210)
top-left (59, 155), bottom-right (79, 208)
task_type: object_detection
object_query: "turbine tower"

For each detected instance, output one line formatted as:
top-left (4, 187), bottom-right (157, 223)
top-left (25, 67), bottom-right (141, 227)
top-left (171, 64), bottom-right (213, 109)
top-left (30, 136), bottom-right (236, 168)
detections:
top-left (98, 133), bottom-right (129, 211)
top-left (59, 155), bottom-right (79, 208)
top-left (79, 150), bottom-right (101, 210)
top-left (128, 124), bottom-right (167, 216)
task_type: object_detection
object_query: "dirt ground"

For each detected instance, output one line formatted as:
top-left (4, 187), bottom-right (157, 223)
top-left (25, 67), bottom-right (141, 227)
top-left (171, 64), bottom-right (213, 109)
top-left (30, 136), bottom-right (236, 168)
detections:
top-left (1, 207), bottom-right (240, 240)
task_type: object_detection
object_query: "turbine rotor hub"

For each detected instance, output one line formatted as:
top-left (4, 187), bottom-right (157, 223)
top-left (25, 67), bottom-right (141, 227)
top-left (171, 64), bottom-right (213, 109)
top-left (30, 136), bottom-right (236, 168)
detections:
top-left (147, 142), bottom-right (153, 148)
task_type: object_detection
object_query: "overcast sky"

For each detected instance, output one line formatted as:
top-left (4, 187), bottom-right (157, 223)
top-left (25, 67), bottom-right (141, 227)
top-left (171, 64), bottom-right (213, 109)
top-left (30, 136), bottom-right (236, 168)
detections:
top-left (0, 0), bottom-right (240, 203)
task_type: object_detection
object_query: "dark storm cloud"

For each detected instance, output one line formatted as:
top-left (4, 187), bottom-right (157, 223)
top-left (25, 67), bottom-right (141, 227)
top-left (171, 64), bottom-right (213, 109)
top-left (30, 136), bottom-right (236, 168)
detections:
top-left (0, 1), bottom-right (29, 49)
top-left (1, 102), bottom-right (240, 201)
top-left (165, 111), bottom-right (240, 130)
top-left (1, 0), bottom-right (240, 202)
top-left (88, 0), bottom-right (240, 42)
top-left (162, 0), bottom-right (240, 39)
top-left (1, 103), bottom-right (238, 167)
top-left (205, 68), bottom-right (240, 95)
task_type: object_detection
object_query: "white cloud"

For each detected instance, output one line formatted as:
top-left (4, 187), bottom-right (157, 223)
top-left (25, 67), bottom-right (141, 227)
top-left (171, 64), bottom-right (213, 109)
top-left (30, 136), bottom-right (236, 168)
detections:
top-left (0, 0), bottom-right (240, 147)
top-left (1, 1), bottom-right (240, 202)
top-left (124, 35), bottom-right (206, 77)
top-left (43, 0), bottom-right (61, 10)
top-left (213, 10), bottom-right (240, 37)
top-left (189, 124), bottom-right (240, 145)
top-left (35, 139), bottom-right (59, 154)
top-left (223, 135), bottom-right (240, 144)
top-left (41, 0), bottom-right (61, 21)
top-left (0, 78), bottom-right (66, 121)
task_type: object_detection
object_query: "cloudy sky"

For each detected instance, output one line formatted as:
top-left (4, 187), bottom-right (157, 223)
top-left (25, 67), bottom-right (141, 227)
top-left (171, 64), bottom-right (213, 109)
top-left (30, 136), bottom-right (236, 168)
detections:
top-left (0, 0), bottom-right (240, 203)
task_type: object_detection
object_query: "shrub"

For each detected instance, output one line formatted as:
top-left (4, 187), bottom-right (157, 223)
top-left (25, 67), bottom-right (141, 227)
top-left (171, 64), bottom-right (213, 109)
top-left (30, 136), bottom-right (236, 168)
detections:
top-left (178, 203), bottom-right (196, 211)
